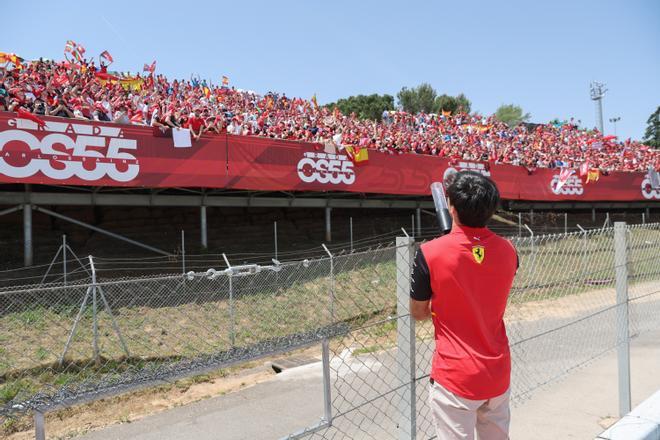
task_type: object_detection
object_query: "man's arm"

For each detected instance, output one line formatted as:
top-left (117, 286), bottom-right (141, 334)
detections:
top-left (410, 249), bottom-right (433, 321)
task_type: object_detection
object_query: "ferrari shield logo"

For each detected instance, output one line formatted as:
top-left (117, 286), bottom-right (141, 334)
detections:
top-left (472, 245), bottom-right (485, 264)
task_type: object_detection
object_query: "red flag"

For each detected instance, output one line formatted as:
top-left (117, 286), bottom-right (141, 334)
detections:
top-left (64, 40), bottom-right (85, 62)
top-left (64, 40), bottom-right (76, 54)
top-left (143, 61), bottom-right (156, 74)
top-left (16, 108), bottom-right (46, 128)
top-left (489, 146), bottom-right (498, 162)
top-left (130, 111), bottom-right (144, 125)
top-left (94, 71), bottom-right (119, 81)
top-left (555, 167), bottom-right (574, 192)
top-left (99, 50), bottom-right (114, 64)
top-left (579, 161), bottom-right (589, 178)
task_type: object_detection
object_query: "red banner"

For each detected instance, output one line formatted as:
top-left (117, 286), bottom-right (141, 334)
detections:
top-left (0, 112), bottom-right (658, 202)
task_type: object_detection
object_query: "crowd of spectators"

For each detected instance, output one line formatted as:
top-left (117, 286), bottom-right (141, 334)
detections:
top-left (1, 58), bottom-right (657, 173)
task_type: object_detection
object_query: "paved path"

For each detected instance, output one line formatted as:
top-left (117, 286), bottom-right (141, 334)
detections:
top-left (79, 328), bottom-right (660, 440)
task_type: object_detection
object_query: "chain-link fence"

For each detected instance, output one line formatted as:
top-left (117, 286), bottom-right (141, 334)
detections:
top-left (1, 223), bottom-right (659, 439)
top-left (283, 222), bottom-right (660, 440)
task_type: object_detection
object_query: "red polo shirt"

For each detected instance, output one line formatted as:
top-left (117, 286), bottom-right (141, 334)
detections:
top-left (411, 225), bottom-right (517, 400)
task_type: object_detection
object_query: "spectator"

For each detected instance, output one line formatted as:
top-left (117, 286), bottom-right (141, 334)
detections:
top-left (186, 109), bottom-right (205, 141)
top-left (1, 56), bottom-right (656, 173)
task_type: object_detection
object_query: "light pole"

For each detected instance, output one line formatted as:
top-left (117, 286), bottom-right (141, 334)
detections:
top-left (609, 116), bottom-right (621, 137)
top-left (590, 81), bottom-right (607, 133)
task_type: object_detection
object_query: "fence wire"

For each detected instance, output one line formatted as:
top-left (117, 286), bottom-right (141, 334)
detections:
top-left (0, 224), bottom-right (659, 440)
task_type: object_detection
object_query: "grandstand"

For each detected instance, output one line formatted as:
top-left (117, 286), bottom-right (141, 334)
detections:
top-left (0, 54), bottom-right (659, 269)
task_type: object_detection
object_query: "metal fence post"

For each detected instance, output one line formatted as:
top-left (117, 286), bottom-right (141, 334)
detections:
top-left (321, 338), bottom-right (333, 425)
top-left (223, 254), bottom-right (236, 347)
top-left (396, 236), bottom-right (416, 440)
top-left (614, 222), bottom-right (631, 417)
top-left (228, 273), bottom-right (235, 346)
top-left (274, 221), bottom-right (278, 261)
top-left (200, 205), bottom-right (208, 249)
top-left (564, 212), bottom-right (568, 235)
top-left (325, 207), bottom-right (332, 243)
top-left (322, 245), bottom-right (334, 321)
top-left (24, 203), bottom-right (33, 266)
top-left (34, 410), bottom-right (45, 440)
top-left (577, 224), bottom-right (588, 277)
top-left (62, 235), bottom-right (67, 286)
top-left (181, 230), bottom-right (186, 275)
top-left (89, 255), bottom-right (100, 365)
top-left (518, 212), bottom-right (522, 237)
top-left (350, 217), bottom-right (354, 252)
top-left (524, 224), bottom-right (535, 277)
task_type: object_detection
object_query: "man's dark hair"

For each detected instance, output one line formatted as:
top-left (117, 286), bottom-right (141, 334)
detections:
top-left (445, 171), bottom-right (500, 227)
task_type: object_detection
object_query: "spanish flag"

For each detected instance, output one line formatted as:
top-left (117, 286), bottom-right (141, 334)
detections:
top-left (203, 86), bottom-right (211, 99)
top-left (311, 94), bottom-right (319, 110)
top-left (586, 168), bottom-right (600, 183)
top-left (345, 145), bottom-right (369, 166)
top-left (0, 52), bottom-right (23, 68)
top-left (222, 76), bottom-right (229, 86)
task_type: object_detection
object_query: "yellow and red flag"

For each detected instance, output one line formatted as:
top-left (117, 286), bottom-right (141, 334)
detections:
top-left (311, 93), bottom-right (319, 110)
top-left (0, 52), bottom-right (24, 69)
top-left (586, 168), bottom-right (600, 183)
top-left (222, 75), bottom-right (229, 86)
top-left (345, 145), bottom-right (369, 166)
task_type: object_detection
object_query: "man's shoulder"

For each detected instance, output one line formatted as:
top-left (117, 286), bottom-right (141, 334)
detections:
top-left (489, 232), bottom-right (517, 252)
top-left (420, 234), bottom-right (456, 256)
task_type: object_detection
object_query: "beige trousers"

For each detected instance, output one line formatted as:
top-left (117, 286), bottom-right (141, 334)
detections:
top-left (428, 380), bottom-right (510, 440)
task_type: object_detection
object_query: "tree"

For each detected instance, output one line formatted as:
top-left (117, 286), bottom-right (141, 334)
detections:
top-left (494, 104), bottom-right (531, 127)
top-left (397, 83), bottom-right (437, 114)
top-left (435, 93), bottom-right (472, 114)
top-left (325, 94), bottom-right (394, 121)
top-left (455, 93), bottom-right (471, 114)
top-left (642, 106), bottom-right (660, 148)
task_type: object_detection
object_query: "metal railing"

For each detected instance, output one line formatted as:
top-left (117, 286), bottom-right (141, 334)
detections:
top-left (0, 223), bottom-right (659, 439)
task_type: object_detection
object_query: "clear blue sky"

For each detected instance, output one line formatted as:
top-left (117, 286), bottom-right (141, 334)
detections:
top-left (2, 0), bottom-right (658, 140)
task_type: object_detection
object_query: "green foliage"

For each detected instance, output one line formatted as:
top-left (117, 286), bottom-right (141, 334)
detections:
top-left (435, 93), bottom-right (472, 114)
top-left (398, 83), bottom-right (471, 115)
top-left (494, 104), bottom-right (531, 127)
top-left (642, 106), bottom-right (660, 148)
top-left (0, 380), bottom-right (34, 404)
top-left (324, 94), bottom-right (394, 121)
top-left (397, 83), bottom-right (437, 114)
